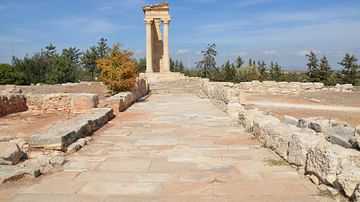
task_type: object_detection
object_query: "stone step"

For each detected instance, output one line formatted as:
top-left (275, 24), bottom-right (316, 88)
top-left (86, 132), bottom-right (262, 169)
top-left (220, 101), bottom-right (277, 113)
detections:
top-left (150, 79), bottom-right (201, 94)
top-left (30, 108), bottom-right (114, 151)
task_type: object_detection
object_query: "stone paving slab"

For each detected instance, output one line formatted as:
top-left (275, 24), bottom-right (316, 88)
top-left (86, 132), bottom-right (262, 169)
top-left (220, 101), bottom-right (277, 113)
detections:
top-left (7, 94), bottom-right (330, 201)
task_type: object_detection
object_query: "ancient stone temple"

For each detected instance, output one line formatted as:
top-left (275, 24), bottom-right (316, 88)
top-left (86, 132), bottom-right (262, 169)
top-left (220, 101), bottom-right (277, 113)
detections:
top-left (143, 2), bottom-right (171, 73)
top-left (141, 2), bottom-right (185, 82)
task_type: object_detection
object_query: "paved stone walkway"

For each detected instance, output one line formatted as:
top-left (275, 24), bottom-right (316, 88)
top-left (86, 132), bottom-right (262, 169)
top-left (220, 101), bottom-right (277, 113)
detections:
top-left (9, 94), bottom-right (327, 201)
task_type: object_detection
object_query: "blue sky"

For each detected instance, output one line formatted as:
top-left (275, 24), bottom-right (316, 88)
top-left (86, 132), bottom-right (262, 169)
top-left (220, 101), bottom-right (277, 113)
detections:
top-left (0, 0), bottom-right (359, 70)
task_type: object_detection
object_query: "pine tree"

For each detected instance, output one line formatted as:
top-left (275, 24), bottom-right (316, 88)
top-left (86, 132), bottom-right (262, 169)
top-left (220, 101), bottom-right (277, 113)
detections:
top-left (306, 51), bottom-right (320, 82)
top-left (81, 46), bottom-right (98, 78)
top-left (338, 53), bottom-right (359, 85)
top-left (318, 56), bottom-right (332, 85)
top-left (97, 38), bottom-right (110, 59)
top-left (195, 43), bottom-right (217, 79)
top-left (44, 43), bottom-right (57, 58)
top-left (257, 60), bottom-right (267, 81)
top-left (222, 60), bottom-right (236, 82)
top-left (178, 61), bottom-right (185, 73)
top-left (270, 62), bottom-right (282, 81)
top-left (234, 56), bottom-right (244, 69)
top-left (62, 47), bottom-right (81, 65)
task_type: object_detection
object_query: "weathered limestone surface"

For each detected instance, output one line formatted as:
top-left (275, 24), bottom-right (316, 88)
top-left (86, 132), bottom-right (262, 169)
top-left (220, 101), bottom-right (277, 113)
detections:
top-left (103, 78), bottom-right (148, 113)
top-left (0, 165), bottom-right (37, 183)
top-left (199, 79), bottom-right (245, 119)
top-left (288, 130), bottom-right (320, 166)
top-left (0, 142), bottom-right (23, 165)
top-left (325, 124), bottom-right (358, 149)
top-left (70, 93), bottom-right (99, 113)
top-left (30, 108), bottom-right (114, 151)
top-left (235, 80), bottom-right (353, 95)
top-left (0, 86), bottom-right (27, 117)
top-left (26, 93), bottom-right (99, 112)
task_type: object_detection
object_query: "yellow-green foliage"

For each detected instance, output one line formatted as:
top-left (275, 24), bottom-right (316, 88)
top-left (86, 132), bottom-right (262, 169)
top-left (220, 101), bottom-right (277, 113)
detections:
top-left (97, 43), bottom-right (137, 94)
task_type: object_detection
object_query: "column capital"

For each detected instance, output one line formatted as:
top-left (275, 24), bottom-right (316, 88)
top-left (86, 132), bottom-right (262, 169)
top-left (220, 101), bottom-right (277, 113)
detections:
top-left (162, 17), bottom-right (171, 24)
top-left (144, 18), bottom-right (153, 24)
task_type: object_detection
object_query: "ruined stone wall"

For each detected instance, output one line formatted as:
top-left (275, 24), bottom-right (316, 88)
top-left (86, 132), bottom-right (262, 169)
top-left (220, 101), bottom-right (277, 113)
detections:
top-left (201, 78), bottom-right (360, 200)
top-left (103, 78), bottom-right (149, 113)
top-left (25, 93), bottom-right (99, 113)
top-left (0, 94), bottom-right (27, 117)
top-left (238, 108), bottom-right (360, 200)
top-left (235, 80), bottom-right (354, 95)
top-left (199, 79), bottom-right (245, 121)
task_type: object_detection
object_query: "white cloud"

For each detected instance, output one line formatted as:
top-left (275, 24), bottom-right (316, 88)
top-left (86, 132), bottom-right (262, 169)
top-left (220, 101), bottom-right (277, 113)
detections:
top-left (176, 49), bottom-right (188, 54)
top-left (290, 50), bottom-right (321, 57)
top-left (230, 51), bottom-right (247, 57)
top-left (263, 50), bottom-right (278, 55)
top-left (0, 35), bottom-right (29, 44)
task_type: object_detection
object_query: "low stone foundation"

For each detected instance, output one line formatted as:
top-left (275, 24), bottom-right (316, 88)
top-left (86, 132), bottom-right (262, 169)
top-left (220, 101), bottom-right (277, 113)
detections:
top-left (103, 78), bottom-right (149, 113)
top-left (30, 108), bottom-right (114, 151)
top-left (238, 109), bottom-right (360, 200)
top-left (25, 93), bottom-right (99, 113)
top-left (0, 94), bottom-right (27, 117)
top-left (236, 80), bottom-right (353, 95)
top-left (0, 86), bottom-right (27, 117)
top-left (199, 78), bottom-right (245, 121)
top-left (201, 78), bottom-right (360, 200)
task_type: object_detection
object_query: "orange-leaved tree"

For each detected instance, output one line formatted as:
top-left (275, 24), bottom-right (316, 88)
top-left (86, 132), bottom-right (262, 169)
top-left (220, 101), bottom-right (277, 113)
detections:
top-left (96, 43), bottom-right (137, 94)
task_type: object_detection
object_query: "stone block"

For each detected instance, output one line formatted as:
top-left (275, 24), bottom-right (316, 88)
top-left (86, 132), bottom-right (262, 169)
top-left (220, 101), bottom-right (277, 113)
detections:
top-left (261, 123), bottom-right (296, 159)
top-left (0, 165), bottom-right (38, 183)
top-left (30, 108), bottom-right (113, 151)
top-left (306, 141), bottom-right (348, 185)
top-left (325, 124), bottom-right (358, 149)
top-left (278, 82), bottom-right (289, 88)
top-left (301, 82), bottom-right (314, 90)
top-left (0, 94), bottom-right (27, 117)
top-left (238, 110), bottom-right (264, 131)
top-left (308, 119), bottom-right (332, 133)
top-left (313, 82), bottom-right (324, 89)
top-left (252, 114), bottom-right (280, 139)
top-left (336, 151), bottom-right (360, 198)
top-left (284, 115), bottom-right (299, 126)
top-left (263, 81), bottom-right (277, 87)
top-left (42, 93), bottom-right (72, 112)
top-left (288, 130), bottom-right (321, 166)
top-left (70, 93), bottom-right (99, 112)
top-left (0, 142), bottom-right (23, 165)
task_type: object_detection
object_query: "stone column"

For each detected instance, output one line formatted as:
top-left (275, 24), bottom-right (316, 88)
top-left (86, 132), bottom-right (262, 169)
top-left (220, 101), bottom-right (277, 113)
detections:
top-left (145, 19), bottom-right (153, 73)
top-left (162, 18), bottom-right (171, 72)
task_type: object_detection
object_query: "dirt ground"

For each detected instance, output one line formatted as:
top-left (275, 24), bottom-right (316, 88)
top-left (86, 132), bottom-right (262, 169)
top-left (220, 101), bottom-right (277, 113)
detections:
top-left (0, 83), bottom-right (111, 141)
top-left (0, 111), bottom-right (72, 141)
top-left (246, 91), bottom-right (360, 127)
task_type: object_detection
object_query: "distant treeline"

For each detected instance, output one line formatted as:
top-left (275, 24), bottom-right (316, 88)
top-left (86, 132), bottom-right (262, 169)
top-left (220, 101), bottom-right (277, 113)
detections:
top-left (0, 38), bottom-right (142, 85)
top-left (177, 44), bottom-right (360, 86)
top-left (1, 41), bottom-right (359, 86)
